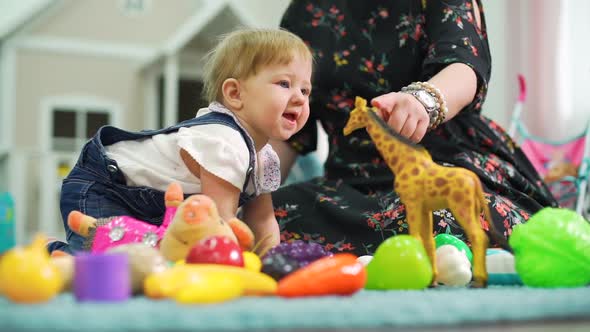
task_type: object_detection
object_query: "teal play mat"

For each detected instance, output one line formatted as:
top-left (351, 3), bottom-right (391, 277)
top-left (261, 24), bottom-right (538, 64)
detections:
top-left (1, 286), bottom-right (589, 331)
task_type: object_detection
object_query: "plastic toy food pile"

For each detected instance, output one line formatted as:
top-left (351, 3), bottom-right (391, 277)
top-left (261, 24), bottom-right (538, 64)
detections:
top-left (3, 204), bottom-right (590, 306)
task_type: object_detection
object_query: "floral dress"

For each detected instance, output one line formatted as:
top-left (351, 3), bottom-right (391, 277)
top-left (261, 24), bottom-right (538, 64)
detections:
top-left (272, 0), bottom-right (558, 255)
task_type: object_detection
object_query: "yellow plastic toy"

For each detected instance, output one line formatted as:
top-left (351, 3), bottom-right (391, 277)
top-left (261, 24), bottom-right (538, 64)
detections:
top-left (243, 251), bottom-right (262, 272)
top-left (343, 97), bottom-right (504, 287)
top-left (144, 263), bottom-right (277, 301)
top-left (0, 234), bottom-right (64, 303)
top-left (175, 272), bottom-right (243, 304)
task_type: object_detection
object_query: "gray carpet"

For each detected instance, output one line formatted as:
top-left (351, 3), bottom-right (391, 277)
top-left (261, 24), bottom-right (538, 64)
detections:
top-left (1, 286), bottom-right (590, 331)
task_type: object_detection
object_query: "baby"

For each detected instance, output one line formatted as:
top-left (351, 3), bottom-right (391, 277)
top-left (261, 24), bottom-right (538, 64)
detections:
top-left (49, 28), bottom-right (313, 254)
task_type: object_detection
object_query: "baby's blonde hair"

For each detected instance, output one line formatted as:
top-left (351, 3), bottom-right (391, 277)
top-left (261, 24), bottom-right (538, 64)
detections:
top-left (202, 28), bottom-right (313, 103)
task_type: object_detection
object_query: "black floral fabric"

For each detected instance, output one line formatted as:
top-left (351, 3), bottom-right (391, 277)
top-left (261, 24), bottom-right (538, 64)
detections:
top-left (272, 0), bottom-right (558, 255)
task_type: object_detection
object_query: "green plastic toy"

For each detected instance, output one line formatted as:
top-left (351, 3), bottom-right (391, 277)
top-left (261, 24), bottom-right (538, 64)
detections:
top-left (434, 233), bottom-right (473, 264)
top-left (509, 207), bottom-right (590, 288)
top-left (365, 235), bottom-right (432, 290)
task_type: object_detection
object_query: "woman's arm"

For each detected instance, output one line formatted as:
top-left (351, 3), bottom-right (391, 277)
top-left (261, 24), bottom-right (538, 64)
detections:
top-left (270, 139), bottom-right (298, 183)
top-left (241, 193), bottom-right (280, 255)
top-left (371, 63), bottom-right (477, 143)
top-left (371, 0), bottom-right (483, 143)
top-left (427, 62), bottom-right (477, 120)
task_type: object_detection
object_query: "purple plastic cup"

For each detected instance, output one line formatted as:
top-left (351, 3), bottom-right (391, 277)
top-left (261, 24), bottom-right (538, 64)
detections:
top-left (74, 252), bottom-right (131, 302)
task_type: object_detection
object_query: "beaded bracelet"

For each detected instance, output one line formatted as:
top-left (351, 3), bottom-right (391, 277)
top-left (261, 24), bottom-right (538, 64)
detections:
top-left (400, 81), bottom-right (448, 130)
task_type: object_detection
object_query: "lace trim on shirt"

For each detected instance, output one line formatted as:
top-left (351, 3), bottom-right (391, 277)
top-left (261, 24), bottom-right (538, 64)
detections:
top-left (259, 145), bottom-right (281, 193)
top-left (207, 102), bottom-right (281, 194)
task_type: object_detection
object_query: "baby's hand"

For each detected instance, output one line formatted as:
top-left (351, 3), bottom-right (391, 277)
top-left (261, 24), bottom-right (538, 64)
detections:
top-left (371, 92), bottom-right (430, 143)
top-left (252, 223), bottom-right (280, 257)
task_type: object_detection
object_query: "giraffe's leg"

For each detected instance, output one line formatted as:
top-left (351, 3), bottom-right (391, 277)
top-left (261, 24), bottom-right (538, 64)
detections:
top-left (466, 200), bottom-right (489, 288)
top-left (405, 203), bottom-right (435, 286)
top-left (403, 203), bottom-right (423, 241)
top-left (419, 208), bottom-right (437, 286)
top-left (469, 226), bottom-right (489, 288)
top-left (449, 201), bottom-right (489, 288)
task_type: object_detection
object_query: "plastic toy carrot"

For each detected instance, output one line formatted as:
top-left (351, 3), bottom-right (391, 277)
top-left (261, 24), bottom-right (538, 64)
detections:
top-left (277, 253), bottom-right (366, 297)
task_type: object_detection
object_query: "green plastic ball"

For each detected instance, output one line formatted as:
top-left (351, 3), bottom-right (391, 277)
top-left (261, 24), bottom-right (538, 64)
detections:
top-left (434, 233), bottom-right (473, 264)
top-left (509, 207), bottom-right (590, 288)
top-left (365, 235), bottom-right (432, 290)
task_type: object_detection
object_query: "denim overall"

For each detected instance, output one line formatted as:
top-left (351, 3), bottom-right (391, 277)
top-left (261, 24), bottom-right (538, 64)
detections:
top-left (50, 112), bottom-right (256, 254)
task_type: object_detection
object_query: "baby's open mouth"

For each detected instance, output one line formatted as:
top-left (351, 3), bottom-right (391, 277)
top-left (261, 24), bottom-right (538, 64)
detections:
top-left (283, 112), bottom-right (298, 121)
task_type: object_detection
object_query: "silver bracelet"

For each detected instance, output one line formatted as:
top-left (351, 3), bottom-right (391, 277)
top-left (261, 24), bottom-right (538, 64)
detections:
top-left (401, 81), bottom-right (448, 130)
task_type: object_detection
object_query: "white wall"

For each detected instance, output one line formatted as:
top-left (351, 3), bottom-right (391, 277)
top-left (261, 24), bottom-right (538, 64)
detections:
top-left (481, 0), bottom-right (510, 128)
top-left (483, 0), bottom-right (590, 140)
top-left (230, 0), bottom-right (290, 28)
top-left (560, 0), bottom-right (590, 138)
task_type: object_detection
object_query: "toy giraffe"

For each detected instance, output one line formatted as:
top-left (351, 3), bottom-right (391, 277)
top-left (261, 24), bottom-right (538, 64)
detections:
top-left (343, 96), bottom-right (496, 287)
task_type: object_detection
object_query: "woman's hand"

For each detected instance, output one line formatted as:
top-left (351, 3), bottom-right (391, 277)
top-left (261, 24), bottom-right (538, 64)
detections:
top-left (371, 92), bottom-right (430, 143)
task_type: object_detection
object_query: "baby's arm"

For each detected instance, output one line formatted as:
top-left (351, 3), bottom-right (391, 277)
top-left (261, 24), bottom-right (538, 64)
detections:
top-left (241, 194), bottom-right (280, 255)
top-left (180, 148), bottom-right (240, 221)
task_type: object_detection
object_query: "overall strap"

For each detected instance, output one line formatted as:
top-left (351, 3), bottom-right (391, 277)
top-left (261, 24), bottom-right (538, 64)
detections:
top-left (95, 112), bottom-right (256, 199)
top-left (177, 113), bottom-right (256, 197)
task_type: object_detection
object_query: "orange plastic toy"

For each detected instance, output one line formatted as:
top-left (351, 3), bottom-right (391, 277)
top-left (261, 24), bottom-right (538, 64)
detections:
top-left (277, 253), bottom-right (366, 297)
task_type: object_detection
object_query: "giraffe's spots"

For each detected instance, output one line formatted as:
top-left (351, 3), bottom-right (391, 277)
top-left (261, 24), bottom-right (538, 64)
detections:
top-left (452, 192), bottom-right (464, 203)
top-left (388, 144), bottom-right (395, 152)
top-left (440, 187), bottom-right (450, 196)
top-left (373, 133), bottom-right (381, 141)
top-left (400, 173), bottom-right (409, 181)
top-left (458, 208), bottom-right (468, 220)
top-left (390, 156), bottom-right (399, 166)
top-left (456, 177), bottom-right (465, 187)
top-left (447, 170), bottom-right (456, 177)
top-left (411, 168), bottom-right (419, 176)
top-left (434, 178), bottom-right (447, 187)
top-left (407, 155), bottom-right (417, 163)
top-left (428, 169), bottom-right (437, 176)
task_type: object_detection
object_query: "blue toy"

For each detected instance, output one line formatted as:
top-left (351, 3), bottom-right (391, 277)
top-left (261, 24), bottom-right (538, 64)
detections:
top-left (486, 248), bottom-right (522, 285)
top-left (0, 192), bottom-right (15, 254)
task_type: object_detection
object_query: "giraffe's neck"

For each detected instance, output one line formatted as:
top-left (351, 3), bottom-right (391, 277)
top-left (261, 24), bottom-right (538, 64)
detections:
top-left (365, 121), bottom-right (421, 175)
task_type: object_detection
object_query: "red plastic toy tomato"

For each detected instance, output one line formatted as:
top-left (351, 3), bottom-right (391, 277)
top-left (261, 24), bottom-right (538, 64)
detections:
top-left (185, 235), bottom-right (244, 267)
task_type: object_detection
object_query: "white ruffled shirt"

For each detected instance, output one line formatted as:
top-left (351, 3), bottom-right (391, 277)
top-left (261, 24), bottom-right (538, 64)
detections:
top-left (104, 103), bottom-right (281, 197)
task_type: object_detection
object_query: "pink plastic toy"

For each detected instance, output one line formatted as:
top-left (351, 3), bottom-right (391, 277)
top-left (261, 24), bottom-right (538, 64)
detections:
top-left (67, 183), bottom-right (183, 253)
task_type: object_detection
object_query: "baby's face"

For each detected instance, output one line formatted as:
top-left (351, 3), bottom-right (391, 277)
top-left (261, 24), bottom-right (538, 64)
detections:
top-left (238, 53), bottom-right (312, 143)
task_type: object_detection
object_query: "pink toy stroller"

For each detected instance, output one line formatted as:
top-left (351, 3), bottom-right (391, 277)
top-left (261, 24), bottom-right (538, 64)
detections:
top-left (508, 75), bottom-right (590, 219)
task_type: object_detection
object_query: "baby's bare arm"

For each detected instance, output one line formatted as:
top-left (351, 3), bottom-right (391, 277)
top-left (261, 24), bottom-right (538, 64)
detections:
top-left (180, 148), bottom-right (240, 221)
top-left (241, 193), bottom-right (280, 254)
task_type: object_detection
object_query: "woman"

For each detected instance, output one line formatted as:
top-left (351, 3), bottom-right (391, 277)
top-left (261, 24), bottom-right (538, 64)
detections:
top-left (268, 0), bottom-right (557, 255)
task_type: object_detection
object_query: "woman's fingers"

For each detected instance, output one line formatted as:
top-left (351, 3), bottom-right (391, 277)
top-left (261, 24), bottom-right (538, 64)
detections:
top-left (371, 92), bottom-right (430, 142)
top-left (387, 106), bottom-right (408, 133)
top-left (371, 93), bottom-right (397, 112)
top-left (409, 120), bottom-right (429, 143)
top-left (371, 96), bottom-right (395, 122)
top-left (399, 116), bottom-right (418, 139)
